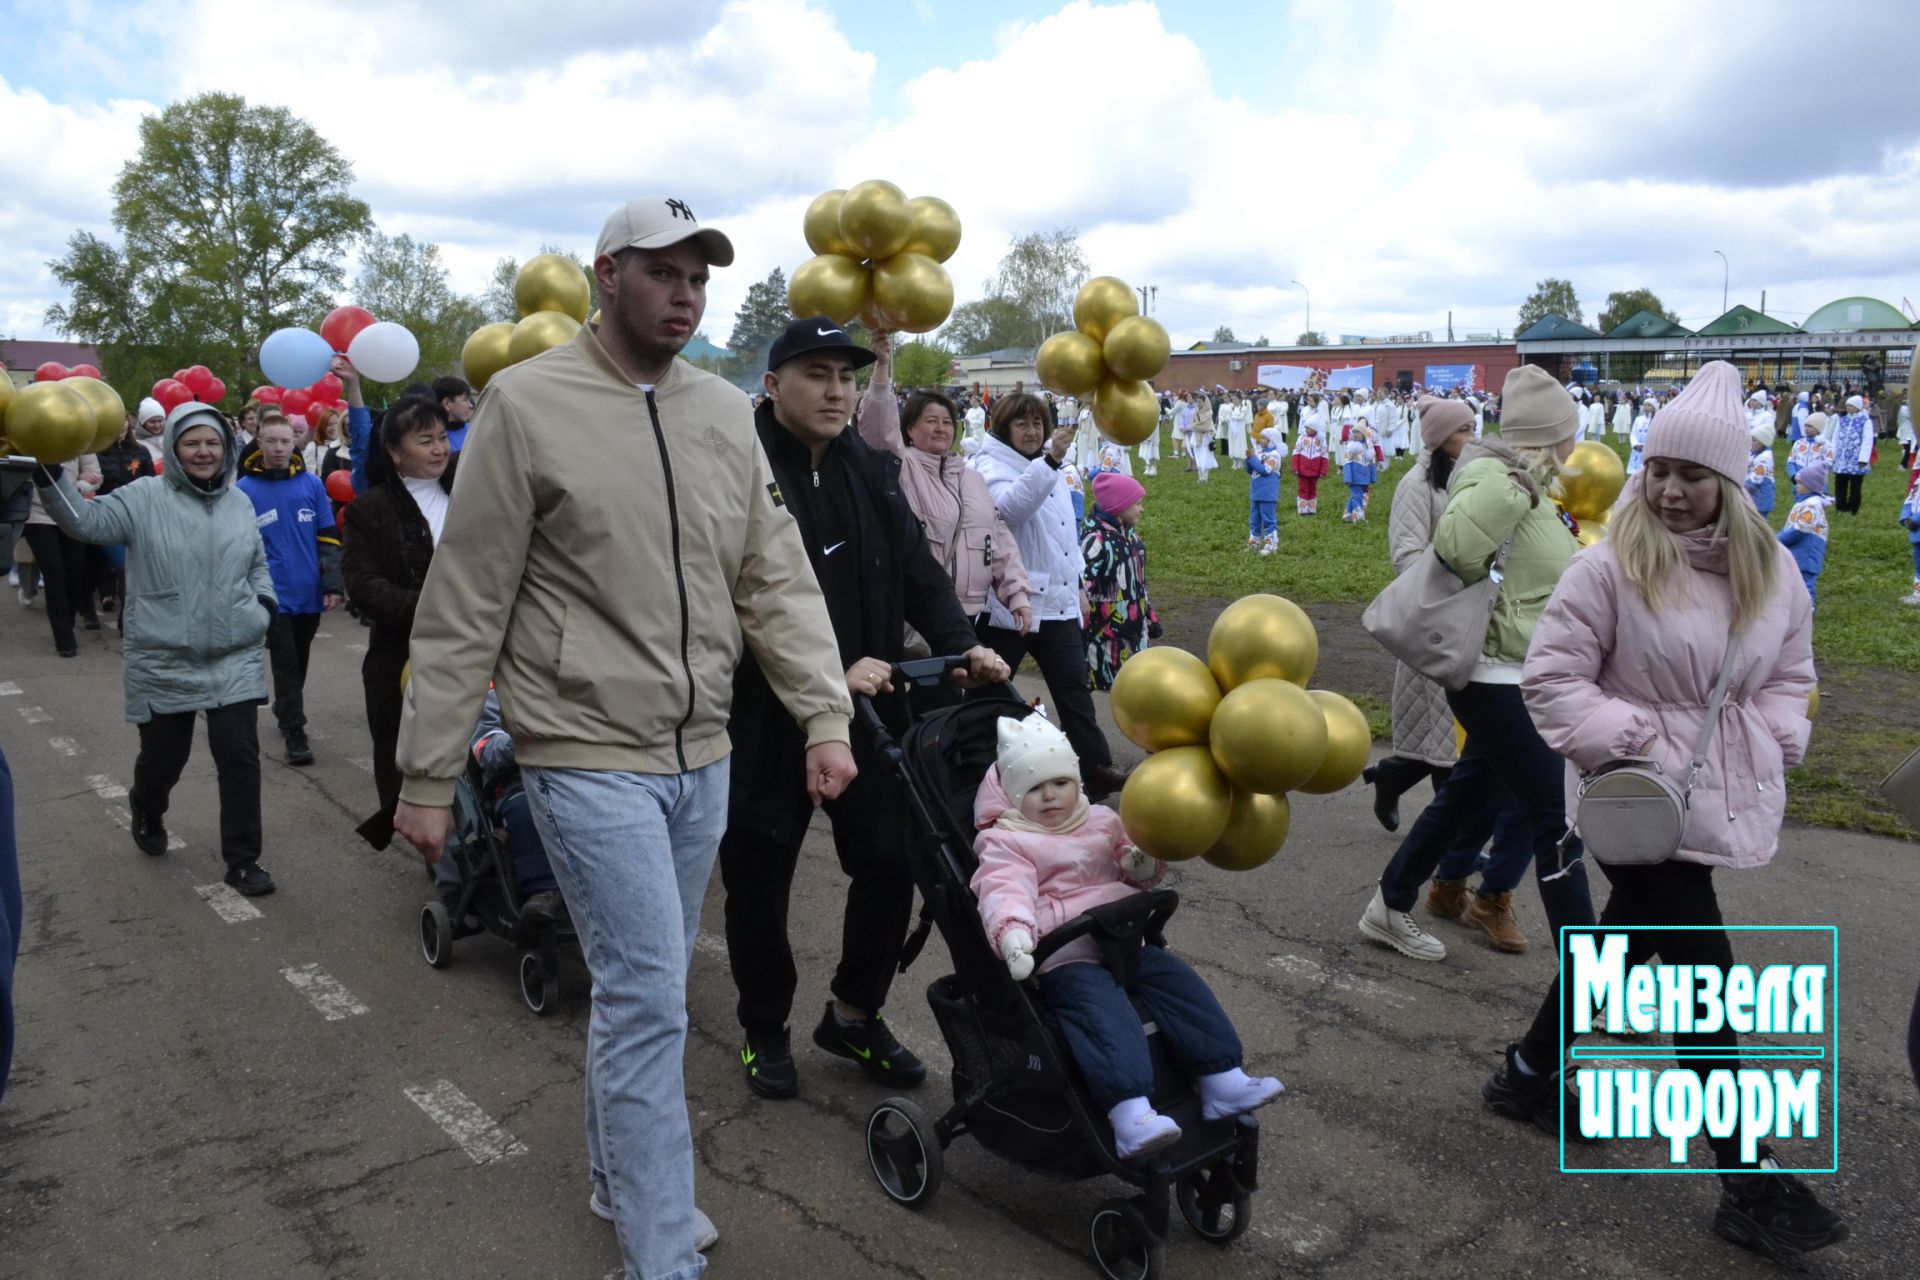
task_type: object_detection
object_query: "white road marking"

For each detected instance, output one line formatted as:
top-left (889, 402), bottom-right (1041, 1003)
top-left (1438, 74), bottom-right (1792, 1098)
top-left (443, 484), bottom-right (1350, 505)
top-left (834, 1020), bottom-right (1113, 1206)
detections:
top-left (48, 737), bottom-right (81, 757)
top-left (86, 774), bottom-right (127, 800)
top-left (349, 756), bottom-right (374, 774)
top-left (195, 883), bottom-right (264, 923)
top-left (404, 1080), bottom-right (528, 1165)
top-left (105, 803), bottom-right (185, 849)
top-left (1267, 953), bottom-right (1413, 1009)
top-left (0, 681), bottom-right (20, 696)
top-left (347, 643), bottom-right (367, 654)
top-left (281, 964), bottom-right (370, 1021)
top-left (18, 705), bottom-right (51, 724)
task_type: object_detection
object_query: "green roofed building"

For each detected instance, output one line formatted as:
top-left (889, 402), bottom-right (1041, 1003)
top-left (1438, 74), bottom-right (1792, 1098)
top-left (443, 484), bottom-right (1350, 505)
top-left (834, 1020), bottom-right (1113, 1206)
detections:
top-left (1696, 305), bottom-right (1800, 337)
top-left (1606, 310), bottom-right (1694, 339)
top-left (1801, 296), bottom-right (1910, 332)
top-left (1515, 314), bottom-right (1603, 341)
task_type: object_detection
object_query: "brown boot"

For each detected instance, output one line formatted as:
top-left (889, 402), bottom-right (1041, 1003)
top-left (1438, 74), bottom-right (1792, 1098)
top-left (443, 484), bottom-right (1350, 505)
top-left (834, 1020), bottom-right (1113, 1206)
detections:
top-left (1465, 891), bottom-right (1528, 953)
top-left (1425, 878), bottom-right (1468, 921)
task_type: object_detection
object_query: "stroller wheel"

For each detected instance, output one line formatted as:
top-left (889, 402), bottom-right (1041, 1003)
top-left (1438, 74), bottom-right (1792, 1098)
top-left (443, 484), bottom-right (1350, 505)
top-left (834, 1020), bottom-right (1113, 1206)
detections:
top-left (519, 950), bottom-right (558, 1016)
top-left (1088, 1197), bottom-right (1165, 1280)
top-left (865, 1097), bottom-right (944, 1208)
top-left (420, 902), bottom-right (453, 969)
top-left (1176, 1163), bottom-right (1252, 1244)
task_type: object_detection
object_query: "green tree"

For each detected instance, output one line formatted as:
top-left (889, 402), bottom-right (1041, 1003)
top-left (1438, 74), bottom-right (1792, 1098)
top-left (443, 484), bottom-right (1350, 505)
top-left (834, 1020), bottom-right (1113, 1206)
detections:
top-left (725, 267), bottom-right (793, 370)
top-left (891, 340), bottom-right (957, 389)
top-left (483, 245), bottom-right (590, 323)
top-left (352, 229), bottom-right (487, 388)
top-left (1295, 330), bottom-right (1327, 346)
top-left (1212, 325), bottom-right (1237, 343)
top-left (938, 297), bottom-right (1032, 355)
top-left (1254, 333), bottom-right (1269, 346)
top-left (988, 228), bottom-right (1089, 346)
top-left (1516, 277), bottom-right (1582, 330)
top-left (1596, 287), bottom-right (1680, 334)
top-left (46, 92), bottom-right (372, 398)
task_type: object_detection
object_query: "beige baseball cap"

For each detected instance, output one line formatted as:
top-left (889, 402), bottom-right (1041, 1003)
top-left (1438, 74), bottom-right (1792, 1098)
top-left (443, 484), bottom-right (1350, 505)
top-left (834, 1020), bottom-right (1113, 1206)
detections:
top-left (594, 196), bottom-right (735, 267)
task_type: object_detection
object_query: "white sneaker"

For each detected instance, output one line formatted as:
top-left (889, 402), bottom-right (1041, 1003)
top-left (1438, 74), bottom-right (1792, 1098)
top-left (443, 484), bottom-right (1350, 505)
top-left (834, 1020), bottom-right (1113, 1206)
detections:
top-left (1359, 886), bottom-right (1447, 961)
top-left (1198, 1068), bottom-right (1286, 1122)
top-left (1109, 1099), bottom-right (1182, 1160)
top-left (1901, 591), bottom-right (1920, 606)
top-left (590, 1183), bottom-right (718, 1252)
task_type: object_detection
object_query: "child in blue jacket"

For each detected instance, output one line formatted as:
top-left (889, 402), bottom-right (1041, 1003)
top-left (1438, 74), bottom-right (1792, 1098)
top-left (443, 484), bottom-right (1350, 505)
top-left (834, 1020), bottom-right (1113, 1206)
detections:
top-left (1244, 427), bottom-right (1287, 554)
top-left (1899, 465), bottom-right (1920, 606)
top-left (1745, 423), bottom-right (1776, 516)
top-left (1777, 458), bottom-right (1830, 610)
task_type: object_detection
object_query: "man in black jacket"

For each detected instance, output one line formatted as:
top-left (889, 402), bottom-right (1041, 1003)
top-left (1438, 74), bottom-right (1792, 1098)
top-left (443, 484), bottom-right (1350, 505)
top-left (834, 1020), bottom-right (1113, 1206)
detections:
top-left (720, 317), bottom-right (1009, 1100)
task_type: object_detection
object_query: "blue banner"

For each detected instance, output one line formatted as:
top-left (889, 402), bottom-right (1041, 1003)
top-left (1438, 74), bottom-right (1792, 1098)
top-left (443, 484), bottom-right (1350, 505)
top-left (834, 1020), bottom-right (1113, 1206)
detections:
top-left (1424, 364), bottom-right (1479, 393)
top-left (1326, 365), bottom-right (1374, 390)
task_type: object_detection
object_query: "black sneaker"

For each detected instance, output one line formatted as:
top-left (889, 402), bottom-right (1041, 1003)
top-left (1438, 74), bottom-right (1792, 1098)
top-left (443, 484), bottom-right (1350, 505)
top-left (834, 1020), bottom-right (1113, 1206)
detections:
top-left (224, 861), bottom-right (276, 896)
top-left (284, 729), bottom-right (315, 766)
top-left (741, 1026), bottom-right (797, 1100)
top-left (811, 1002), bottom-right (926, 1088)
top-left (129, 794), bottom-right (168, 857)
top-left (1715, 1149), bottom-right (1849, 1259)
top-left (1482, 1043), bottom-right (1599, 1144)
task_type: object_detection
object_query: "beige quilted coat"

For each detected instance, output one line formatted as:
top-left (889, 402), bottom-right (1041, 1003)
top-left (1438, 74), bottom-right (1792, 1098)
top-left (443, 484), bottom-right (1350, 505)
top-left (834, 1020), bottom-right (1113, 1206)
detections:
top-left (1385, 451), bottom-right (1459, 766)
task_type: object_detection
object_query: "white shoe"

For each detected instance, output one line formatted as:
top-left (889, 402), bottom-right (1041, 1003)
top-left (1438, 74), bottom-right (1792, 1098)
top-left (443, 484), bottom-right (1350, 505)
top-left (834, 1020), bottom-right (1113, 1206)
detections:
top-left (1901, 591), bottom-right (1920, 606)
top-left (591, 1184), bottom-right (719, 1252)
top-left (1198, 1068), bottom-right (1286, 1122)
top-left (1109, 1099), bottom-right (1182, 1160)
top-left (1358, 886), bottom-right (1447, 961)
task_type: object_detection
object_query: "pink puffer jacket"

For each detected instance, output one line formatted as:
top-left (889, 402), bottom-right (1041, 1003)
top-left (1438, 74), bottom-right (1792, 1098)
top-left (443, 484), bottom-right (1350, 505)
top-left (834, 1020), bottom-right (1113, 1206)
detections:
top-left (970, 766), bottom-right (1164, 974)
top-left (858, 379), bottom-right (1030, 619)
top-left (1521, 531), bottom-right (1814, 870)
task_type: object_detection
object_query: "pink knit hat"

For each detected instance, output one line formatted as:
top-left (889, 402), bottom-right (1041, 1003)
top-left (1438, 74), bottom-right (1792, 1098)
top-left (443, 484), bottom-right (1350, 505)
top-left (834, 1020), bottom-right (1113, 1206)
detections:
top-left (1643, 360), bottom-right (1749, 482)
top-left (1092, 471), bottom-right (1145, 515)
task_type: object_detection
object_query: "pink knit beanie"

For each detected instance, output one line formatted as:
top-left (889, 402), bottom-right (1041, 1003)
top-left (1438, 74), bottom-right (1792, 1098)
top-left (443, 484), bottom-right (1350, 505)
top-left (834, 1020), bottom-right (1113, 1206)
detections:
top-left (1643, 361), bottom-right (1749, 482)
top-left (1092, 471), bottom-right (1145, 515)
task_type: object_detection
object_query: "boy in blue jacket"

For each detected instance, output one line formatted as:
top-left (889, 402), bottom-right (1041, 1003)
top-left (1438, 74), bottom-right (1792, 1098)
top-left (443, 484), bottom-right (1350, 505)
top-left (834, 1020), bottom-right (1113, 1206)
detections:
top-left (237, 411), bottom-right (343, 764)
top-left (1899, 465), bottom-right (1920, 606)
top-left (1777, 458), bottom-right (1830, 610)
top-left (1244, 427), bottom-right (1287, 554)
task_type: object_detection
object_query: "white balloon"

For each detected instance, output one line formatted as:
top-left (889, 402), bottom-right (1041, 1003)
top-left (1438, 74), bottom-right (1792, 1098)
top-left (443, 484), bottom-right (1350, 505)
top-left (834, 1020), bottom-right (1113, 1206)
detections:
top-left (346, 321), bottom-right (420, 384)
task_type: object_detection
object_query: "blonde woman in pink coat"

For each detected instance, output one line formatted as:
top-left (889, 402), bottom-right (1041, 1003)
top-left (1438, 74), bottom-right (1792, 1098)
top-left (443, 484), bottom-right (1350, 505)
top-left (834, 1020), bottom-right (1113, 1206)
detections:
top-left (1482, 362), bottom-right (1846, 1261)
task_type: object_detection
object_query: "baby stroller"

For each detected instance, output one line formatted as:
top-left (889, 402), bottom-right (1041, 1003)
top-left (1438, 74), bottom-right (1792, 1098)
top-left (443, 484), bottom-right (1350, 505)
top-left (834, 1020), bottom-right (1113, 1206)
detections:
top-left (856, 658), bottom-right (1262, 1280)
top-left (416, 758), bottom-right (580, 1016)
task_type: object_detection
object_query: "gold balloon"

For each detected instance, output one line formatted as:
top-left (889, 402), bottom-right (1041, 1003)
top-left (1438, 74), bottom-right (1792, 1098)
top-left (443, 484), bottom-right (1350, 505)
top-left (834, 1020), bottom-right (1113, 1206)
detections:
top-left (64, 376), bottom-right (126, 453)
top-left (1073, 276), bottom-right (1139, 344)
top-left (1208, 678), bottom-right (1329, 794)
top-left (514, 253), bottom-right (592, 323)
top-left (788, 254), bottom-right (872, 325)
top-left (1555, 440), bottom-right (1626, 522)
top-left (902, 195), bottom-right (962, 263)
top-left (1092, 376), bottom-right (1160, 447)
top-left (1118, 747), bottom-right (1233, 863)
top-left (1036, 331), bottom-right (1106, 398)
top-left (870, 251), bottom-right (954, 334)
top-left (589, 308), bottom-right (601, 326)
top-left (838, 179), bottom-right (912, 261)
top-left (6, 381), bottom-right (97, 464)
top-left (1207, 594), bottom-right (1318, 691)
top-left (1297, 690), bottom-right (1371, 795)
top-left (506, 311), bottom-right (582, 367)
top-left (1203, 790), bottom-right (1292, 872)
top-left (1109, 647), bottom-right (1222, 752)
top-left (461, 322), bottom-right (516, 392)
top-left (804, 189), bottom-right (857, 258)
top-left (0, 376), bottom-right (17, 448)
top-left (1103, 315), bottom-right (1171, 382)
top-left (1807, 686), bottom-right (1819, 719)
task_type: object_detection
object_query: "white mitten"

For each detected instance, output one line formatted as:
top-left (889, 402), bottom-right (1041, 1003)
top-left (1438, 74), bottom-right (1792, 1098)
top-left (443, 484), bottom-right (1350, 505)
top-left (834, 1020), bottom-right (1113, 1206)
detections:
top-left (1120, 844), bottom-right (1159, 882)
top-left (1001, 927), bottom-right (1035, 981)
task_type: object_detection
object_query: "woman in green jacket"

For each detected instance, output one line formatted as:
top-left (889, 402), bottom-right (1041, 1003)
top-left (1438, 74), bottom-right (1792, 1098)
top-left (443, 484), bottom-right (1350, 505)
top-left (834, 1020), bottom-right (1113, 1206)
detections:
top-left (1359, 366), bottom-right (1595, 963)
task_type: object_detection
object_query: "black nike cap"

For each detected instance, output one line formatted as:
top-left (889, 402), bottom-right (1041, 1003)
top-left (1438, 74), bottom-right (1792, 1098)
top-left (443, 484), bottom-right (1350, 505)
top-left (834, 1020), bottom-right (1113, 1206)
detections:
top-left (766, 315), bottom-right (878, 375)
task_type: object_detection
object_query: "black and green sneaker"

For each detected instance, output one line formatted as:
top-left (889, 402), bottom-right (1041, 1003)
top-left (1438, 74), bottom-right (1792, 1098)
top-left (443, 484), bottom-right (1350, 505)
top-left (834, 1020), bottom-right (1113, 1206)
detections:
top-left (741, 1026), bottom-right (797, 1100)
top-left (811, 1002), bottom-right (926, 1088)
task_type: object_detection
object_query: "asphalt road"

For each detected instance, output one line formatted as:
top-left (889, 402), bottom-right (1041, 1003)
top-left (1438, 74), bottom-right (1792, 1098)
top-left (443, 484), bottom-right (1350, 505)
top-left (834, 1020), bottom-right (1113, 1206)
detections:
top-left (1, 598), bottom-right (1915, 1280)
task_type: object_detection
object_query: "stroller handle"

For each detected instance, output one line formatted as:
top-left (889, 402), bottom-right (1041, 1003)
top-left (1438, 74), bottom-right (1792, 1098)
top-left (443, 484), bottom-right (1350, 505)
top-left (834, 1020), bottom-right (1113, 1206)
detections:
top-left (851, 654), bottom-right (976, 740)
top-left (1027, 887), bottom-right (1180, 969)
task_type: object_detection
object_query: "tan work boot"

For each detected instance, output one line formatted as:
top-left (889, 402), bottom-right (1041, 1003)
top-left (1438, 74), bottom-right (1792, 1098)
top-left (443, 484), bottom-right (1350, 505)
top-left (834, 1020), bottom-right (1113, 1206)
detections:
top-left (1465, 891), bottom-right (1528, 953)
top-left (1425, 878), bottom-right (1468, 921)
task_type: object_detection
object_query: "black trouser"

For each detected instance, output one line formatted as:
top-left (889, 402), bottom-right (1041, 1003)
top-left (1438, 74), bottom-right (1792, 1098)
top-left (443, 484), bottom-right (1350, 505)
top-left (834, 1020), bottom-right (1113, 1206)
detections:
top-left (358, 648), bottom-right (404, 848)
top-left (977, 617), bottom-right (1113, 771)
top-left (720, 768), bottom-right (913, 1033)
top-left (1833, 472), bottom-right (1864, 514)
top-left (20, 525), bottom-right (87, 652)
top-left (132, 703), bottom-right (262, 870)
top-left (1378, 681), bottom-right (1594, 938)
top-left (265, 612), bottom-right (321, 734)
top-left (1518, 859), bottom-right (1742, 1164)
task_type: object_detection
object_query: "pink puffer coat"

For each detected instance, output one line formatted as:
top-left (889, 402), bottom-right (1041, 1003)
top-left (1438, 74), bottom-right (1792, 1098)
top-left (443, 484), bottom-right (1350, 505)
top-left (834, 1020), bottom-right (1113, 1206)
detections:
top-left (970, 766), bottom-right (1164, 974)
top-left (1521, 530), bottom-right (1814, 870)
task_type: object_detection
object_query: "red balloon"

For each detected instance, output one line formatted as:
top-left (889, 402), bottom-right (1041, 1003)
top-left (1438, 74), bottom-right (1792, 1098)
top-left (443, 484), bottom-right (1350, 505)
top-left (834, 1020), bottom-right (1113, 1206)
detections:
top-left (204, 376), bottom-right (227, 403)
top-left (182, 365), bottom-right (215, 396)
top-left (174, 368), bottom-right (189, 382)
top-left (281, 388), bottom-right (314, 417)
top-left (34, 362), bottom-right (68, 382)
top-left (324, 470), bottom-right (357, 504)
top-left (251, 386), bottom-right (283, 405)
top-left (68, 363), bottom-right (103, 380)
top-left (320, 306), bottom-right (377, 354)
top-left (308, 373), bottom-right (343, 404)
top-left (152, 379), bottom-right (193, 413)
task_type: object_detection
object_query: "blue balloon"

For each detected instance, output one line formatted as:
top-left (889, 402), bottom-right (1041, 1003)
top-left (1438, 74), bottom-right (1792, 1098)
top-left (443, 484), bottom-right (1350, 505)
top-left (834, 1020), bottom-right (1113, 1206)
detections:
top-left (259, 327), bottom-right (334, 389)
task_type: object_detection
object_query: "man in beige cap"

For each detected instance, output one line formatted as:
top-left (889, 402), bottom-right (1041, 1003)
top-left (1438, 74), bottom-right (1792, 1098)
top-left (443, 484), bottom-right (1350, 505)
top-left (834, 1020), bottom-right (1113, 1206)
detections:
top-left (392, 196), bottom-right (857, 1280)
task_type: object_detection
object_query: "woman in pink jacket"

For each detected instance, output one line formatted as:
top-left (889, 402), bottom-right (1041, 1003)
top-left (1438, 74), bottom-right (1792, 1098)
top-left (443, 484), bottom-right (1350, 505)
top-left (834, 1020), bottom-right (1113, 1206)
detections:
top-left (970, 714), bottom-right (1283, 1159)
top-left (1484, 361), bottom-right (1846, 1260)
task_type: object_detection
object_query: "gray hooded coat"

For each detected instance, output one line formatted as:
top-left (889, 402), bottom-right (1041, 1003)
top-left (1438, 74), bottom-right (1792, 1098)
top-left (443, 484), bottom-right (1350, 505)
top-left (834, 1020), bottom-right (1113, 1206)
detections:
top-left (36, 404), bottom-right (275, 723)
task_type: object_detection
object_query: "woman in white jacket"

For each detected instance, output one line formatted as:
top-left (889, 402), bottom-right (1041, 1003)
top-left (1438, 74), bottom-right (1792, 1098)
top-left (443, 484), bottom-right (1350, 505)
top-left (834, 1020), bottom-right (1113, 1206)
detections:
top-left (971, 393), bottom-right (1126, 798)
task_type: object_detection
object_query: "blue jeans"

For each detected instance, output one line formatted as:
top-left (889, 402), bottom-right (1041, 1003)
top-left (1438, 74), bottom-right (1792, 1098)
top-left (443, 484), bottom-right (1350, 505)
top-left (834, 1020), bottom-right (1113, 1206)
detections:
top-left (1344, 485), bottom-right (1367, 516)
top-left (0, 744), bottom-right (18, 1104)
top-left (1039, 946), bottom-right (1242, 1111)
top-left (1248, 500), bottom-right (1276, 539)
top-left (525, 762), bottom-right (729, 1280)
top-left (1434, 786), bottom-right (1534, 895)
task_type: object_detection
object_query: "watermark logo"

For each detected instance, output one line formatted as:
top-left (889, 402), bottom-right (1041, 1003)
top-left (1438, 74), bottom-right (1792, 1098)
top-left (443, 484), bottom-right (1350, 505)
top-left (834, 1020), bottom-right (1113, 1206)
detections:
top-left (1558, 926), bottom-right (1839, 1174)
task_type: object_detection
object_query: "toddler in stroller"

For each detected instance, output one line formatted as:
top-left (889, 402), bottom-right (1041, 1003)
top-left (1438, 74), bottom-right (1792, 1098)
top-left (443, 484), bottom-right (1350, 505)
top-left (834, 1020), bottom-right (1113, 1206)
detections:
top-left (972, 714), bottom-right (1283, 1159)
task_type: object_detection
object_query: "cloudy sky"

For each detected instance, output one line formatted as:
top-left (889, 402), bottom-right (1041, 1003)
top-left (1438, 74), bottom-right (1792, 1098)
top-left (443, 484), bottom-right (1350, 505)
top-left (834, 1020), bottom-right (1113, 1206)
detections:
top-left (4, 0), bottom-right (1919, 351)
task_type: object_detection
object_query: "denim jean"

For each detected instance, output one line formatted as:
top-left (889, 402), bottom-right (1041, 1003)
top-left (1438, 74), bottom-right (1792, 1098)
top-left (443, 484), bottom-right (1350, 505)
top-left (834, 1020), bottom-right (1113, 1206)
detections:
top-left (1433, 787), bottom-right (1535, 896)
top-left (1248, 500), bottom-right (1277, 540)
top-left (524, 761), bottom-right (729, 1280)
top-left (1378, 682), bottom-right (1593, 940)
top-left (1039, 946), bottom-right (1242, 1111)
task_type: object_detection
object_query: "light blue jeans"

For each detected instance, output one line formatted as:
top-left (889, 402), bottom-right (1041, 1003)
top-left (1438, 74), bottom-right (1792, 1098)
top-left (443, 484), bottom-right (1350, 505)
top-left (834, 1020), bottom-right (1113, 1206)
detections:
top-left (525, 761), bottom-right (729, 1280)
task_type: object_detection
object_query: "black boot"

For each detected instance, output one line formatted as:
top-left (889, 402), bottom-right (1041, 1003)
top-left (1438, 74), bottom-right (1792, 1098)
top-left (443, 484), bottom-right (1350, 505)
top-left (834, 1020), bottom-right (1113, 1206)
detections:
top-left (1714, 1150), bottom-right (1848, 1259)
top-left (1482, 1044), bottom-right (1600, 1144)
top-left (1363, 756), bottom-right (1430, 833)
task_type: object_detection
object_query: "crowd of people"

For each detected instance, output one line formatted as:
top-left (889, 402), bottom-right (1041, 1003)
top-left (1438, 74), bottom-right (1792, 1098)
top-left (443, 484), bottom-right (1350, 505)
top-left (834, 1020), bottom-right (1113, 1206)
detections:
top-left (6, 192), bottom-right (1916, 1276)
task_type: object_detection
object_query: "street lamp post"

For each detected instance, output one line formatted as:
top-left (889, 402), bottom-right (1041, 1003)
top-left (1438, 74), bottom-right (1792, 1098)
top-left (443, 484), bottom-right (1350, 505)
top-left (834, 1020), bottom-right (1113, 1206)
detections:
top-left (1713, 250), bottom-right (1728, 315)
top-left (1290, 279), bottom-right (1310, 340)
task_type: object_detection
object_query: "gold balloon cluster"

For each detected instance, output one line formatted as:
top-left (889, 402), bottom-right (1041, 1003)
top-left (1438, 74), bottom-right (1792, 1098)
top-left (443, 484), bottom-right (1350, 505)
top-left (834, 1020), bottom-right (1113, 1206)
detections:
top-left (1554, 441), bottom-right (1626, 548)
top-left (788, 181), bottom-right (960, 334)
top-left (0, 376), bottom-right (124, 463)
top-left (1107, 595), bottom-right (1371, 872)
top-left (1036, 278), bottom-right (1172, 448)
top-left (461, 253), bottom-right (592, 392)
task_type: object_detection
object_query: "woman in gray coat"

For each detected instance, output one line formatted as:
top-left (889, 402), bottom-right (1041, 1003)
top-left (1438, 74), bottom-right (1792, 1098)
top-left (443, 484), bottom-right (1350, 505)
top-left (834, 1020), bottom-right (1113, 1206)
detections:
top-left (35, 403), bottom-right (279, 896)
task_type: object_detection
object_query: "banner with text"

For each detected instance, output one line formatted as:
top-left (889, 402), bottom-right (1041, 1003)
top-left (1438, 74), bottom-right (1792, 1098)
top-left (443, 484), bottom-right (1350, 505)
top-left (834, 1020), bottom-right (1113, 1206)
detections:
top-left (1424, 364), bottom-right (1480, 393)
top-left (1326, 365), bottom-right (1374, 391)
top-left (1255, 363), bottom-right (1315, 389)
